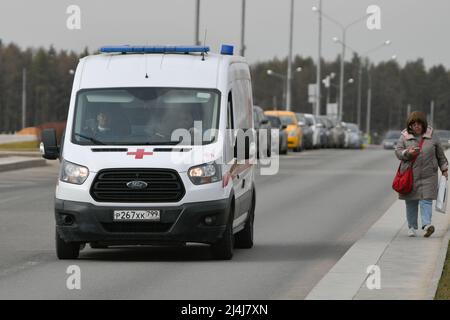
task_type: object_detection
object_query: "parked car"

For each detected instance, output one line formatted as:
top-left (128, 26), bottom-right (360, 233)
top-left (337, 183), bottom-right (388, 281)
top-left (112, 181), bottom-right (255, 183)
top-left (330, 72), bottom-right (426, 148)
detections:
top-left (435, 130), bottom-right (450, 149)
top-left (253, 106), bottom-right (272, 158)
top-left (264, 110), bottom-right (303, 152)
top-left (318, 116), bottom-right (334, 148)
top-left (266, 115), bottom-right (288, 154)
top-left (343, 122), bottom-right (363, 149)
top-left (329, 118), bottom-right (346, 148)
top-left (296, 113), bottom-right (314, 149)
top-left (303, 113), bottom-right (322, 149)
top-left (382, 130), bottom-right (401, 149)
top-left (315, 116), bottom-right (328, 148)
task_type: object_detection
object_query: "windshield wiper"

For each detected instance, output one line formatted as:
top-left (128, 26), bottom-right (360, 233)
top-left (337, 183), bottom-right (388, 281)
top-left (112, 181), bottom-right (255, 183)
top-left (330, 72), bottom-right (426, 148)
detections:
top-left (74, 133), bottom-right (106, 145)
top-left (139, 141), bottom-right (183, 146)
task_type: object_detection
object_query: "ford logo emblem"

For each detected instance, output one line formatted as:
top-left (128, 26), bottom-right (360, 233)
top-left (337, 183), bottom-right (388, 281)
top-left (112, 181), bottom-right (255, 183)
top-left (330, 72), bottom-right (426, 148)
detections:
top-left (126, 180), bottom-right (148, 190)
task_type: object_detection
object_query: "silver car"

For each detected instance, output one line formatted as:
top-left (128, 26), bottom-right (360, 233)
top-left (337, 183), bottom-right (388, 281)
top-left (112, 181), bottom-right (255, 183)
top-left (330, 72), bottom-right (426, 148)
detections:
top-left (344, 123), bottom-right (363, 149)
top-left (382, 130), bottom-right (401, 149)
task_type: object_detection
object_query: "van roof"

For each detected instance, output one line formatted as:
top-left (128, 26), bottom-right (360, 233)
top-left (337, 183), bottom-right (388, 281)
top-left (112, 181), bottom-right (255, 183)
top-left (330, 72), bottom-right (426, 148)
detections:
top-left (77, 52), bottom-right (248, 90)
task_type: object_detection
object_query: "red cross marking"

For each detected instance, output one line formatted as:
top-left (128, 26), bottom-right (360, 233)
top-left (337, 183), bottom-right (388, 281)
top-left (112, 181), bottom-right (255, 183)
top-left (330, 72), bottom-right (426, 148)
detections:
top-left (127, 149), bottom-right (153, 159)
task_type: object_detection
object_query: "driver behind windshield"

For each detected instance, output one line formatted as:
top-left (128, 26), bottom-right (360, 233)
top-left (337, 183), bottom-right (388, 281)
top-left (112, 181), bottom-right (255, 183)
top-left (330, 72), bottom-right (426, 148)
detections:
top-left (83, 109), bottom-right (116, 140)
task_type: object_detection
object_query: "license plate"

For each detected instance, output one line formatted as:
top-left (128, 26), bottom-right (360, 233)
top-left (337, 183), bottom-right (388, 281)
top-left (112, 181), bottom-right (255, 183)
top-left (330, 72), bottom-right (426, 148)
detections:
top-left (113, 210), bottom-right (160, 221)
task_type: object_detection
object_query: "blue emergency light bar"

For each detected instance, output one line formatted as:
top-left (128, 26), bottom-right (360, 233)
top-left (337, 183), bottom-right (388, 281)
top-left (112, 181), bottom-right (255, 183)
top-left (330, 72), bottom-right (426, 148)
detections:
top-left (100, 45), bottom-right (210, 54)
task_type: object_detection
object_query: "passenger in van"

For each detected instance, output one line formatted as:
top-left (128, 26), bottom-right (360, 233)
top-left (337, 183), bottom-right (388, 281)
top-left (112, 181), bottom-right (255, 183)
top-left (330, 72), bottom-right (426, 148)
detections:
top-left (153, 107), bottom-right (196, 143)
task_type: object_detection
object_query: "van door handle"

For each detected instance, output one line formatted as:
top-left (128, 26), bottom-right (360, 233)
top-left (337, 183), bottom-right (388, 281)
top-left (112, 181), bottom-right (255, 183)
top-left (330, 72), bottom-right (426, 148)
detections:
top-left (242, 179), bottom-right (246, 189)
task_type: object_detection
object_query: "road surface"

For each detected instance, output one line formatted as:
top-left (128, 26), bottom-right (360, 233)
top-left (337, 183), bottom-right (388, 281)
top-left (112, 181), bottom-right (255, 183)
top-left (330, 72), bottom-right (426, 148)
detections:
top-left (0, 148), bottom-right (398, 299)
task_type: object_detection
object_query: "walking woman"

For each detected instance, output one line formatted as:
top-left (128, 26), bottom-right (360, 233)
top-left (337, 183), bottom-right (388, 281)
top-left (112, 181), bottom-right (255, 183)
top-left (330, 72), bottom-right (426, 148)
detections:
top-left (395, 111), bottom-right (448, 237)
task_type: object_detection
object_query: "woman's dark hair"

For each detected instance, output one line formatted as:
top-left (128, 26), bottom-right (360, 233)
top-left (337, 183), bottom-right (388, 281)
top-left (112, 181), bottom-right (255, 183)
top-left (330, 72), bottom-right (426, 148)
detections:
top-left (406, 111), bottom-right (428, 134)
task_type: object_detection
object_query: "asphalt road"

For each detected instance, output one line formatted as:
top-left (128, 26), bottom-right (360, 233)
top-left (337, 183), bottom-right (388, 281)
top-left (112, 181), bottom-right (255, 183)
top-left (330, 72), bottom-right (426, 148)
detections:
top-left (0, 148), bottom-right (398, 299)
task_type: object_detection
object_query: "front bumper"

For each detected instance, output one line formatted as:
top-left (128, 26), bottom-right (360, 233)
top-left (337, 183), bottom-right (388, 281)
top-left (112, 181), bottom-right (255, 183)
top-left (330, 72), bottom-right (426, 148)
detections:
top-left (55, 197), bottom-right (232, 245)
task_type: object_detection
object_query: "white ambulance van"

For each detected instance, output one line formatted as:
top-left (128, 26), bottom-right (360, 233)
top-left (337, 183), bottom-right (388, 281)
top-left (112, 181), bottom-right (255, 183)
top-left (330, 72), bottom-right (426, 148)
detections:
top-left (41, 45), bottom-right (256, 260)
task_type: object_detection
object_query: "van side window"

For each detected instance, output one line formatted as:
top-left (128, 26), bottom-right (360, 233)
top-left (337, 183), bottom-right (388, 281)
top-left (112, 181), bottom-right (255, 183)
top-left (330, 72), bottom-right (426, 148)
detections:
top-left (227, 93), bottom-right (234, 130)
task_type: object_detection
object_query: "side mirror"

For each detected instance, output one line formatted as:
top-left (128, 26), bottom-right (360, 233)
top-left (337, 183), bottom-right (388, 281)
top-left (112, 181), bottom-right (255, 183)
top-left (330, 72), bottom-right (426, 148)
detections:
top-left (261, 119), bottom-right (269, 125)
top-left (40, 129), bottom-right (59, 160)
top-left (281, 124), bottom-right (288, 130)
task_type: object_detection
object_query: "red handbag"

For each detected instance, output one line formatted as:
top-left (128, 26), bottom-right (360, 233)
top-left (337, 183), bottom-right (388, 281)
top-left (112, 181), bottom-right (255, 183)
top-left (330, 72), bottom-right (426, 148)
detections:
top-left (392, 139), bottom-right (424, 194)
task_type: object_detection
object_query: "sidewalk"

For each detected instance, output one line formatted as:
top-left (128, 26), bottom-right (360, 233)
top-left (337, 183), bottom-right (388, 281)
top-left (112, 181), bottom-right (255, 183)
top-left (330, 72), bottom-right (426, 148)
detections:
top-left (0, 156), bottom-right (47, 172)
top-left (0, 134), bottom-right (37, 144)
top-left (306, 149), bottom-right (450, 300)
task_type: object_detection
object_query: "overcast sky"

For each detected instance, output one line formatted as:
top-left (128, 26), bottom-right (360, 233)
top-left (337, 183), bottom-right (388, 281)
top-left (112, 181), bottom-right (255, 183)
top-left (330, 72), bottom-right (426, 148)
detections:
top-left (1, 0), bottom-right (449, 68)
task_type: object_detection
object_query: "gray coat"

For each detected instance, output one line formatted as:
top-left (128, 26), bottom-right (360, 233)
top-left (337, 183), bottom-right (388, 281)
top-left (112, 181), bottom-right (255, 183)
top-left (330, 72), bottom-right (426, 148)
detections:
top-left (395, 127), bottom-right (448, 200)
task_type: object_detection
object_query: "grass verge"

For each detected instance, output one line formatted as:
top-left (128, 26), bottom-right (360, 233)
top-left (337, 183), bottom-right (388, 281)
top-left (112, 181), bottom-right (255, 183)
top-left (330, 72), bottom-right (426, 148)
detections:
top-left (435, 240), bottom-right (450, 300)
top-left (0, 140), bottom-right (40, 151)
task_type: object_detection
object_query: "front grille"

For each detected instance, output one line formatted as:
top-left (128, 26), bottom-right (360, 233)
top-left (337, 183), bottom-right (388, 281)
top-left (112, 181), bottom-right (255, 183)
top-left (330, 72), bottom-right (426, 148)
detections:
top-left (90, 169), bottom-right (185, 203)
top-left (101, 222), bottom-right (172, 233)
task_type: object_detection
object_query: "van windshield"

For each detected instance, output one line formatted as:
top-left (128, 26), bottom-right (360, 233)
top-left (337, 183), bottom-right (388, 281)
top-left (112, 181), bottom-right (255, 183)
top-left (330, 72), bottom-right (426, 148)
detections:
top-left (72, 88), bottom-right (220, 146)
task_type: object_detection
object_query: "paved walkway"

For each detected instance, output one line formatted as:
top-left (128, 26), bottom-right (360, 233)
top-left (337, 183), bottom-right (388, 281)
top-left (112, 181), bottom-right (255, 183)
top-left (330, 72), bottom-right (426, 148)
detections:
top-left (306, 149), bottom-right (450, 300)
top-left (0, 134), bottom-right (37, 144)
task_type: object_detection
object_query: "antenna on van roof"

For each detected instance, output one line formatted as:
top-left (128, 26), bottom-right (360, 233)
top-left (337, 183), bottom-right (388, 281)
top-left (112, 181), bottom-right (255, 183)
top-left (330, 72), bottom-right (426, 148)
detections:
top-left (201, 29), bottom-right (208, 61)
top-left (144, 43), bottom-right (149, 78)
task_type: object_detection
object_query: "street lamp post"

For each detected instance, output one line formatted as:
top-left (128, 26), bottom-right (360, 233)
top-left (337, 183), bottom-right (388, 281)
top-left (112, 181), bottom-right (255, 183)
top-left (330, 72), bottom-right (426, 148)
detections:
top-left (315, 0), bottom-right (322, 117)
top-left (267, 67), bottom-right (302, 110)
top-left (241, 0), bottom-right (246, 56)
top-left (313, 7), bottom-right (369, 122)
top-left (366, 69), bottom-right (372, 140)
top-left (21, 68), bottom-right (26, 130)
top-left (365, 54), bottom-right (396, 142)
top-left (357, 41), bottom-right (391, 128)
top-left (333, 39), bottom-right (392, 128)
top-left (286, 0), bottom-right (294, 111)
top-left (195, 0), bottom-right (201, 45)
top-left (338, 34), bottom-right (345, 122)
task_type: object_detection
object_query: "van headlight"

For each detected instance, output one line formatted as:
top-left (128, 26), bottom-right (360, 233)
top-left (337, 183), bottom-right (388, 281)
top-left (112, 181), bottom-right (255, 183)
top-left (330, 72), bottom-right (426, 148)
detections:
top-left (60, 160), bottom-right (89, 185)
top-left (188, 162), bottom-right (222, 185)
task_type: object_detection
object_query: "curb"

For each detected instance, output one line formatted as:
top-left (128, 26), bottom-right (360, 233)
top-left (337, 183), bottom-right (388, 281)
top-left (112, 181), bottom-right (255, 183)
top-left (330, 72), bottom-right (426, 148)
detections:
top-left (0, 158), bottom-right (47, 173)
top-left (0, 151), bottom-right (41, 158)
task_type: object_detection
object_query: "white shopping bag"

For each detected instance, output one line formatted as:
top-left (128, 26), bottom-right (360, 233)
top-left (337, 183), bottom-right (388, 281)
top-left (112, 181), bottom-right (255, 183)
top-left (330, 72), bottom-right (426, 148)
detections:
top-left (436, 176), bottom-right (448, 214)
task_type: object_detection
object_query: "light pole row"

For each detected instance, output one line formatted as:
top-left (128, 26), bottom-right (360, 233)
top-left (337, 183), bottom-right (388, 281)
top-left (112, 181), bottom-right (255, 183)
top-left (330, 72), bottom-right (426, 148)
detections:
top-left (195, 0), bottom-right (296, 111)
top-left (266, 67), bottom-right (302, 109)
top-left (312, 6), bottom-right (370, 121)
top-left (195, 0), bottom-right (247, 56)
top-left (333, 39), bottom-right (392, 127)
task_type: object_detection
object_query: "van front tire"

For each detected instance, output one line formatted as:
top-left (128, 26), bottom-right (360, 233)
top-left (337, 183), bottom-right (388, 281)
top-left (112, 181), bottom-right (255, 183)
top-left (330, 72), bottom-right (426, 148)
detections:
top-left (56, 230), bottom-right (80, 260)
top-left (211, 207), bottom-right (234, 260)
top-left (235, 193), bottom-right (255, 249)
